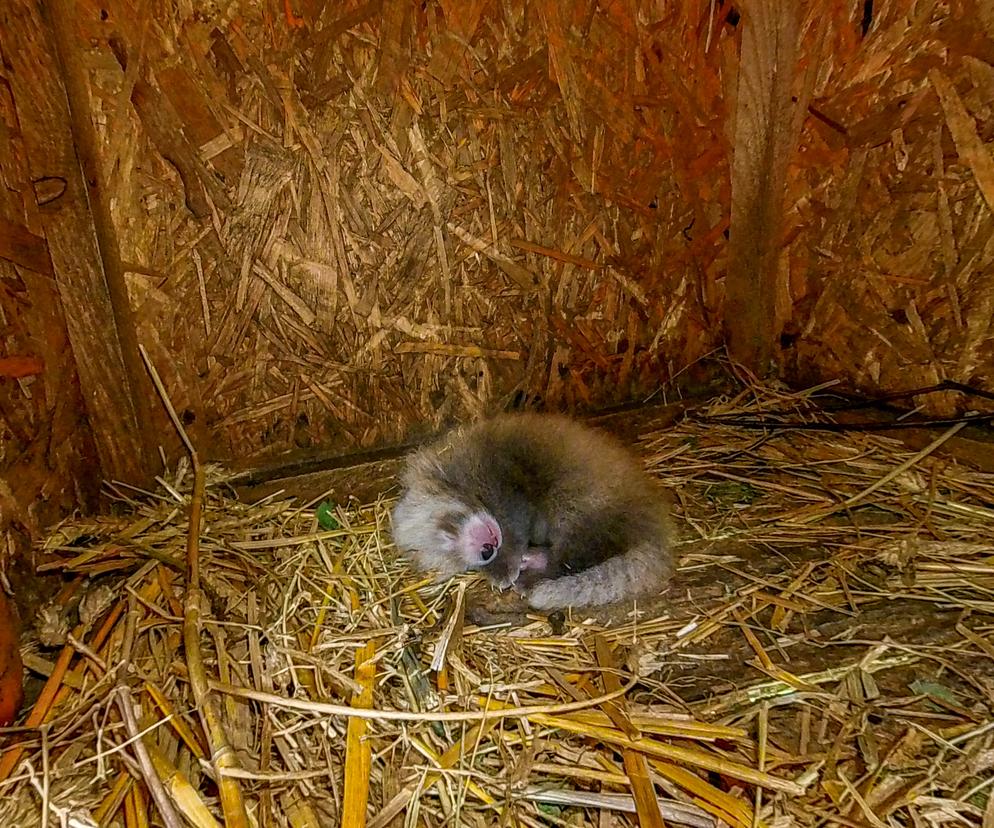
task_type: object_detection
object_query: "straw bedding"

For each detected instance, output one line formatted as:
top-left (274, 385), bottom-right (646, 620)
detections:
top-left (2, 382), bottom-right (994, 827)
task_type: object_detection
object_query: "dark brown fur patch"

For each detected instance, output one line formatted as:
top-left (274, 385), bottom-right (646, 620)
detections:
top-left (435, 511), bottom-right (464, 537)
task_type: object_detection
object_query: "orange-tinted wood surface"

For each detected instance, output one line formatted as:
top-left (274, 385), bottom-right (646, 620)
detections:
top-left (0, 590), bottom-right (23, 727)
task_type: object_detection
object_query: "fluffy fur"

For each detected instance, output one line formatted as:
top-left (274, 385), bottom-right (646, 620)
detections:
top-left (390, 412), bottom-right (675, 611)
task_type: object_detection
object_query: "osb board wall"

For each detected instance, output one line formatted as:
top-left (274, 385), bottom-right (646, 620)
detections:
top-left (67, 0), bottom-right (737, 460)
top-left (0, 247), bottom-right (100, 557)
top-left (780, 1), bottom-right (994, 413)
top-left (3, 0), bottom-right (993, 551)
top-left (0, 76), bottom-right (102, 561)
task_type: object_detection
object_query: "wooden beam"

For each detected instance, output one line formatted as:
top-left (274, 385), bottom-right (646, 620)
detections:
top-left (1, 0), bottom-right (154, 486)
top-left (724, 0), bottom-right (802, 373)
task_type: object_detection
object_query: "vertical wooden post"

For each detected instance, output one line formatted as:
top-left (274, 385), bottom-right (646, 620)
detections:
top-left (2, 0), bottom-right (154, 486)
top-left (724, 0), bottom-right (801, 373)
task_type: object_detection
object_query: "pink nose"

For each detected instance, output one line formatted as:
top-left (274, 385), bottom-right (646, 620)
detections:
top-left (467, 515), bottom-right (502, 551)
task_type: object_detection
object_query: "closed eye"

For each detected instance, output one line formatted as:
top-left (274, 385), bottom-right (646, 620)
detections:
top-left (435, 511), bottom-right (465, 538)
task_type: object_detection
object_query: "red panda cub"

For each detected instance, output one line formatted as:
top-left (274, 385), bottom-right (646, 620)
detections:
top-left (391, 413), bottom-right (675, 611)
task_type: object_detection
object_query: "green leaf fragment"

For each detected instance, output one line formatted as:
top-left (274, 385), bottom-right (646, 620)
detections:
top-left (316, 501), bottom-right (339, 530)
top-left (909, 679), bottom-right (959, 705)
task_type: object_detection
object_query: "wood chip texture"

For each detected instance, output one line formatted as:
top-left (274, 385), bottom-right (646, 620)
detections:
top-left (780, 1), bottom-right (994, 411)
top-left (33, 0), bottom-right (735, 468)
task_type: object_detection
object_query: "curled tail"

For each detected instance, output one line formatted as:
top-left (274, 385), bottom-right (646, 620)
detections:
top-left (525, 542), bottom-right (673, 611)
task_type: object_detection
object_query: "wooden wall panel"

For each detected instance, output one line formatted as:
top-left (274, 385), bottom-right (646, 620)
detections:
top-left (2, 0), bottom-right (154, 485)
top-left (779, 1), bottom-right (994, 414)
top-left (79, 0), bottom-right (735, 462)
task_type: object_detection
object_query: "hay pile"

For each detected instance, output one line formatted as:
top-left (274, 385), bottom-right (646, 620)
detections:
top-left (3, 383), bottom-right (994, 827)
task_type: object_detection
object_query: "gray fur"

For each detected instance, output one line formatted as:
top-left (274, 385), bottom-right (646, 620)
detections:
top-left (526, 542), bottom-right (670, 610)
top-left (390, 412), bottom-right (675, 610)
